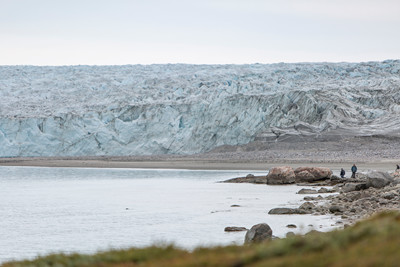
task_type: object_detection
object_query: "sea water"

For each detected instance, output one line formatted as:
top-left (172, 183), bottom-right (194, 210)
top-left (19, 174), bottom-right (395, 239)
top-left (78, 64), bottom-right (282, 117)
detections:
top-left (0, 166), bottom-right (338, 263)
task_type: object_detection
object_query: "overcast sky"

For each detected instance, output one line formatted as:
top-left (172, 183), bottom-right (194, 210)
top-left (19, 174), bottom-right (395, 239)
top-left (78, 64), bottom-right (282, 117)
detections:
top-left (1, 0), bottom-right (399, 65)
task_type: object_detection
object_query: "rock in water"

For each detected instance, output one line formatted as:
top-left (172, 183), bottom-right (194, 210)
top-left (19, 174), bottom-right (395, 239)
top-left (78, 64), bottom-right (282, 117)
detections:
top-left (268, 208), bottom-right (307, 214)
top-left (297, 188), bottom-right (318, 194)
top-left (267, 166), bottom-right (296, 185)
top-left (244, 223), bottom-right (273, 243)
top-left (224, 226), bottom-right (247, 232)
top-left (268, 208), bottom-right (297, 214)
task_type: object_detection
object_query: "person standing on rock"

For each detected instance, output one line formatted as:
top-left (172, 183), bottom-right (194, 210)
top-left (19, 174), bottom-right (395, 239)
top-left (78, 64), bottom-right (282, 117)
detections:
top-left (351, 164), bottom-right (357, 178)
top-left (397, 164), bottom-right (400, 171)
top-left (340, 168), bottom-right (345, 178)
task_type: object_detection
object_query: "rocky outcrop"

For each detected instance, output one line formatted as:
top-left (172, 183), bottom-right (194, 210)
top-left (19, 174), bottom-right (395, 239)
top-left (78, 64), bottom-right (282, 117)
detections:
top-left (322, 177), bottom-right (400, 225)
top-left (294, 167), bottom-right (332, 183)
top-left (244, 223), bottom-right (273, 243)
top-left (223, 168), bottom-right (396, 190)
top-left (266, 166), bottom-right (296, 185)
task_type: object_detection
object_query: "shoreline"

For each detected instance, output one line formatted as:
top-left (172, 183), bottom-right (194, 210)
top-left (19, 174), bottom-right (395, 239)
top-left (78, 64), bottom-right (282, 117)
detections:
top-left (0, 157), bottom-right (399, 172)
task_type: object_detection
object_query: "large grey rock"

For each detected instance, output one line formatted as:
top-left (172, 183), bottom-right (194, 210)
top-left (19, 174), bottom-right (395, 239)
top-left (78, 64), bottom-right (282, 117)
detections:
top-left (268, 208), bottom-right (307, 214)
top-left (342, 183), bottom-right (368, 193)
top-left (294, 167), bottom-right (332, 183)
top-left (244, 223), bottom-right (273, 243)
top-left (366, 171), bottom-right (393, 189)
top-left (268, 208), bottom-right (297, 214)
top-left (329, 205), bottom-right (343, 213)
top-left (267, 166), bottom-right (296, 185)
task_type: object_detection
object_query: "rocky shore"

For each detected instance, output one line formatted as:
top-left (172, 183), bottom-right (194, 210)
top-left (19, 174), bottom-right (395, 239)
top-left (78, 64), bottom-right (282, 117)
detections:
top-left (224, 166), bottom-right (400, 239)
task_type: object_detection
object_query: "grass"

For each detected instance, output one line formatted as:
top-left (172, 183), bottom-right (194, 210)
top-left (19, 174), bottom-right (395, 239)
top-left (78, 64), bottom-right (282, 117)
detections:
top-left (4, 211), bottom-right (400, 267)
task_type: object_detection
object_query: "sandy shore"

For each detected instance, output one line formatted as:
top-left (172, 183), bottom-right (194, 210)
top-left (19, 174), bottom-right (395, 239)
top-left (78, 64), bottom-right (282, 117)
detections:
top-left (0, 156), bottom-right (399, 174)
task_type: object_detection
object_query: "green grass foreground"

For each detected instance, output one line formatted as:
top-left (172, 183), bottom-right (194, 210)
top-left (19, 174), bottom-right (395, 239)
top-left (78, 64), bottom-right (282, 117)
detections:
top-left (4, 211), bottom-right (400, 267)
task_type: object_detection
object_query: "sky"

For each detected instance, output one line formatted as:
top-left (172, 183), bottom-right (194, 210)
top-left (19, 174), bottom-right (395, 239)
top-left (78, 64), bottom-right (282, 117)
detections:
top-left (1, 0), bottom-right (399, 65)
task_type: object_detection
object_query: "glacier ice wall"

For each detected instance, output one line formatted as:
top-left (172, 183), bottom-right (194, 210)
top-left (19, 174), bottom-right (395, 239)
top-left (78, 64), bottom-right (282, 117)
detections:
top-left (0, 61), bottom-right (400, 157)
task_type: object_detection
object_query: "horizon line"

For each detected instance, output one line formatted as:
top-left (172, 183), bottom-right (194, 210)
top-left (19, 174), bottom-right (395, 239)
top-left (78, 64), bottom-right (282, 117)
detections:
top-left (0, 59), bottom-right (399, 67)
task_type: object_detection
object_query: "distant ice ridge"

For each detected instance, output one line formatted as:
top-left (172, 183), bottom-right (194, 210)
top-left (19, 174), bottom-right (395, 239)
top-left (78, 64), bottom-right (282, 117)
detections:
top-left (0, 60), bottom-right (400, 157)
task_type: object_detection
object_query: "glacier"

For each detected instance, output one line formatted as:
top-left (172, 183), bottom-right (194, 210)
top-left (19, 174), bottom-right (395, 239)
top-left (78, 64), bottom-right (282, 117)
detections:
top-left (0, 61), bottom-right (400, 157)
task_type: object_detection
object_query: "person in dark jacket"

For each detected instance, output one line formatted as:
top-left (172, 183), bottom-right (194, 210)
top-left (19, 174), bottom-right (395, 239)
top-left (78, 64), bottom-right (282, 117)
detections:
top-left (340, 168), bottom-right (345, 178)
top-left (351, 164), bottom-right (357, 178)
top-left (397, 164), bottom-right (400, 171)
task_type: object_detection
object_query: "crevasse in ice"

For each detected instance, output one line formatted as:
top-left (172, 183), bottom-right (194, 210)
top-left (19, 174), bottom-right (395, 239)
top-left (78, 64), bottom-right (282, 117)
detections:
top-left (0, 61), bottom-right (399, 157)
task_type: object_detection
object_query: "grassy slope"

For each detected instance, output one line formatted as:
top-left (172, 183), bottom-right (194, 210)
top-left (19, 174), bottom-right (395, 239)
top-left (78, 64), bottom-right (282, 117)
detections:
top-left (4, 211), bottom-right (400, 267)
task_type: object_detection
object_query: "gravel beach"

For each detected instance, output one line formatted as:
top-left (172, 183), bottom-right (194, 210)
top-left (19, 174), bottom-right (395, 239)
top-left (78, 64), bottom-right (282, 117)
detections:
top-left (1, 136), bottom-right (399, 172)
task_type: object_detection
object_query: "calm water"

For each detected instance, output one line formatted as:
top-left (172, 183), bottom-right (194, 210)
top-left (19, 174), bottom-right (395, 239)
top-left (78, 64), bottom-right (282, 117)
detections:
top-left (0, 166), bottom-right (338, 263)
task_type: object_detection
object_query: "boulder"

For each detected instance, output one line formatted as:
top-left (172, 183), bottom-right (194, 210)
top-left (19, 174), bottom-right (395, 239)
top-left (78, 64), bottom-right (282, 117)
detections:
top-left (286, 224), bottom-right (297, 228)
top-left (266, 166), bottom-right (296, 185)
top-left (268, 208), bottom-right (297, 214)
top-left (299, 201), bottom-right (316, 210)
top-left (224, 226), bottom-right (247, 232)
top-left (304, 195), bottom-right (323, 201)
top-left (294, 167), bottom-right (332, 183)
top-left (329, 205), bottom-right (343, 213)
top-left (342, 183), bottom-right (368, 193)
top-left (244, 223), bottom-right (273, 243)
top-left (366, 171), bottom-right (393, 189)
top-left (297, 188), bottom-right (318, 194)
top-left (318, 187), bottom-right (329, 193)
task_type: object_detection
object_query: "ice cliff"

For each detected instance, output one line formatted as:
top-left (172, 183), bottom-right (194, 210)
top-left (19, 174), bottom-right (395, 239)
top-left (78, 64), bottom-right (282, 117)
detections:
top-left (1, 61), bottom-right (400, 157)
